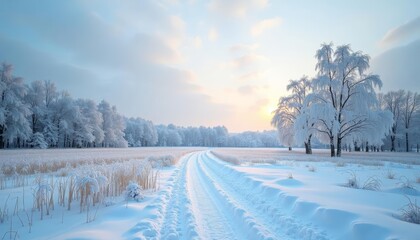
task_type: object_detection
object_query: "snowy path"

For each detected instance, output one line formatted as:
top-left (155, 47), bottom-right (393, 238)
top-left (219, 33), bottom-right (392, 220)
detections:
top-left (129, 151), bottom-right (329, 240)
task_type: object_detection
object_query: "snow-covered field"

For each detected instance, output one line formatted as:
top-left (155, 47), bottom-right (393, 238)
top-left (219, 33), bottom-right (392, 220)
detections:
top-left (1, 148), bottom-right (419, 240)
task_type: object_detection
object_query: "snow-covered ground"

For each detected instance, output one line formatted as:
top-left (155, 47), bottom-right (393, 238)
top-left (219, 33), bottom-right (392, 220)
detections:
top-left (1, 148), bottom-right (419, 239)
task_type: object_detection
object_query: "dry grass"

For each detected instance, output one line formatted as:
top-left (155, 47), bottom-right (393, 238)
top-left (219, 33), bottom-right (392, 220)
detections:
top-left (398, 176), bottom-right (416, 189)
top-left (344, 172), bottom-right (381, 191)
top-left (400, 197), bottom-right (420, 224)
top-left (210, 151), bottom-right (241, 165)
top-left (212, 148), bottom-right (419, 166)
top-left (362, 177), bottom-right (382, 191)
top-left (0, 147), bottom-right (198, 177)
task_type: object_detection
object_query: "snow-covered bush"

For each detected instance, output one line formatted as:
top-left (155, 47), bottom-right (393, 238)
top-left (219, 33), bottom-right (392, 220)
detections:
top-left (345, 172), bottom-right (381, 191)
top-left (400, 197), bottom-right (420, 224)
top-left (398, 176), bottom-right (415, 189)
top-left (125, 181), bottom-right (143, 201)
top-left (345, 171), bottom-right (359, 189)
top-left (362, 177), bottom-right (381, 191)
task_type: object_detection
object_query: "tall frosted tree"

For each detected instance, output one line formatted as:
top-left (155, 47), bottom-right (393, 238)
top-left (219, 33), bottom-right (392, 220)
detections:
top-left (0, 63), bottom-right (31, 148)
top-left (272, 76), bottom-right (313, 152)
top-left (271, 98), bottom-right (295, 151)
top-left (401, 91), bottom-right (420, 152)
top-left (98, 100), bottom-right (127, 148)
top-left (307, 43), bottom-right (391, 157)
top-left (51, 91), bottom-right (77, 148)
top-left (382, 90), bottom-right (405, 151)
top-left (75, 99), bottom-right (104, 147)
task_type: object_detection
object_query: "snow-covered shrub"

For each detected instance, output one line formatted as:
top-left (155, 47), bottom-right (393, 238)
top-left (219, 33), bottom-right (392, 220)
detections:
top-left (362, 177), bottom-right (381, 191)
top-left (29, 132), bottom-right (48, 149)
top-left (345, 171), bottom-right (359, 189)
top-left (400, 197), bottom-right (420, 224)
top-left (308, 165), bottom-right (316, 172)
top-left (125, 181), bottom-right (143, 201)
top-left (288, 173), bottom-right (294, 179)
top-left (398, 176), bottom-right (415, 189)
top-left (344, 172), bottom-right (381, 191)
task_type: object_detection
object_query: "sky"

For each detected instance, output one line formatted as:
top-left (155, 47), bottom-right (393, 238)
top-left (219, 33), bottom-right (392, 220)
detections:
top-left (1, 0), bottom-right (419, 132)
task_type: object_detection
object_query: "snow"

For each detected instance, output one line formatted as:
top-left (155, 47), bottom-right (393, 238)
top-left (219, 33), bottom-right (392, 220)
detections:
top-left (1, 148), bottom-right (419, 239)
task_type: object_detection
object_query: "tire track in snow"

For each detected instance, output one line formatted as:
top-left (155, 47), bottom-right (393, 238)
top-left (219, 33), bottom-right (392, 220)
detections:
top-left (124, 153), bottom-right (198, 240)
top-left (187, 152), bottom-right (244, 240)
top-left (159, 153), bottom-right (199, 240)
top-left (199, 151), bottom-right (329, 240)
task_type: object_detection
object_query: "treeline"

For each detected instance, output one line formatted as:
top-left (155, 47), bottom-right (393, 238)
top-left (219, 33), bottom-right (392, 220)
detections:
top-left (0, 62), bottom-right (279, 149)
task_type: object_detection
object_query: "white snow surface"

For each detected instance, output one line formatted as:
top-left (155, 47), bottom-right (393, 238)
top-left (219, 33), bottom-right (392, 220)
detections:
top-left (1, 149), bottom-right (419, 239)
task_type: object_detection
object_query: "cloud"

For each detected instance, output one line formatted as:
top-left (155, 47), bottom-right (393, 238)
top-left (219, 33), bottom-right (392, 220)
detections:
top-left (380, 16), bottom-right (420, 48)
top-left (208, 0), bottom-right (268, 18)
top-left (229, 43), bottom-right (260, 55)
top-left (250, 17), bottom-right (282, 36)
top-left (208, 27), bottom-right (219, 41)
top-left (238, 85), bottom-right (258, 95)
top-left (193, 36), bottom-right (202, 48)
top-left (237, 71), bottom-right (264, 82)
top-left (227, 54), bottom-right (267, 69)
top-left (371, 39), bottom-right (420, 93)
top-left (0, 0), bottom-right (233, 127)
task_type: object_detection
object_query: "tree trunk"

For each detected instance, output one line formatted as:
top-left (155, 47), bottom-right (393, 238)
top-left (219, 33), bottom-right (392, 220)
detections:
top-left (330, 136), bottom-right (335, 157)
top-left (365, 141), bottom-right (369, 152)
top-left (336, 137), bottom-right (342, 157)
top-left (417, 143), bottom-right (419, 153)
top-left (306, 134), bottom-right (312, 154)
top-left (0, 125), bottom-right (4, 149)
top-left (406, 132), bottom-right (409, 152)
top-left (390, 135), bottom-right (396, 152)
top-left (288, 146), bottom-right (292, 151)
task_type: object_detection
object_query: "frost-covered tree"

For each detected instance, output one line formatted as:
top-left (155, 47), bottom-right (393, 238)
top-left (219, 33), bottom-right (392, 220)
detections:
top-left (125, 118), bottom-right (157, 147)
top-left (401, 91), bottom-right (420, 152)
top-left (272, 76), bottom-right (313, 152)
top-left (51, 92), bottom-right (78, 148)
top-left (0, 63), bottom-right (31, 148)
top-left (307, 43), bottom-right (391, 157)
top-left (25, 80), bottom-right (45, 134)
top-left (98, 100), bottom-right (127, 148)
top-left (74, 99), bottom-right (104, 147)
top-left (382, 90), bottom-right (405, 151)
top-left (271, 97), bottom-right (295, 151)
